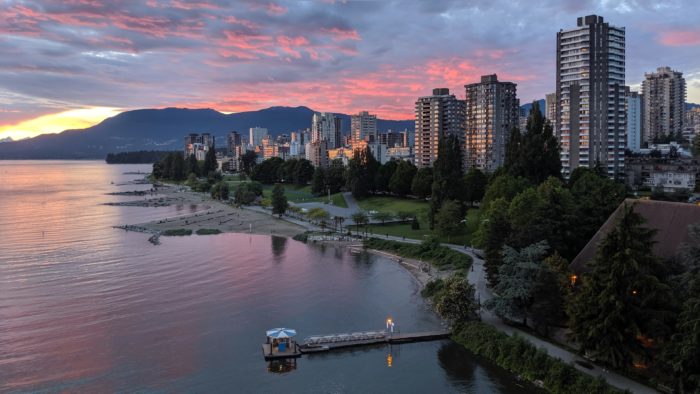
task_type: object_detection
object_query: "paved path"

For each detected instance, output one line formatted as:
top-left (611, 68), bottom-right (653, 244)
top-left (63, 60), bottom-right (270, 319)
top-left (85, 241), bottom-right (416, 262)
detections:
top-left (342, 192), bottom-right (361, 212)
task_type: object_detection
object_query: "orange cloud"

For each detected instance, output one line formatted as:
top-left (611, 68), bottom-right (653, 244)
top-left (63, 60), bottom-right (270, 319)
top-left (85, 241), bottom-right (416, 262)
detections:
top-left (0, 107), bottom-right (122, 140)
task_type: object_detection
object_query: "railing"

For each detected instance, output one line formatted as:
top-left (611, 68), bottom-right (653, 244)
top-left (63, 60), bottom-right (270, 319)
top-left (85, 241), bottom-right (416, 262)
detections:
top-left (304, 330), bottom-right (387, 344)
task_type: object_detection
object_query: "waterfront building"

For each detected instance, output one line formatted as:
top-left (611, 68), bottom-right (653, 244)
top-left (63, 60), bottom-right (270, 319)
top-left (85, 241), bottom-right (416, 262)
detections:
top-left (545, 93), bottom-right (557, 131)
top-left (227, 131), bottom-right (242, 156)
top-left (642, 66), bottom-right (686, 143)
top-left (555, 15), bottom-right (626, 178)
top-left (464, 74), bottom-right (520, 172)
top-left (351, 111), bottom-right (378, 144)
top-left (305, 140), bottom-right (328, 168)
top-left (626, 89), bottom-right (643, 152)
top-left (184, 132), bottom-right (215, 161)
top-left (414, 88), bottom-right (465, 168)
top-left (249, 127), bottom-right (268, 148)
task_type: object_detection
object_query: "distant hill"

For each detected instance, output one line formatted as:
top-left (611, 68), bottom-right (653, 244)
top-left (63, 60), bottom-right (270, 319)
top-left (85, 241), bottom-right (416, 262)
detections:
top-left (0, 137), bottom-right (13, 143)
top-left (520, 99), bottom-right (546, 115)
top-left (687, 102), bottom-right (699, 111)
top-left (0, 106), bottom-right (413, 159)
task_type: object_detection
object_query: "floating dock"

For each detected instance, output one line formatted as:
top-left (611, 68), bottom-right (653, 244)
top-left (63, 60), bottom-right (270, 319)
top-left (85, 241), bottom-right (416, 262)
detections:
top-left (297, 330), bottom-right (451, 354)
top-left (262, 342), bottom-right (302, 360)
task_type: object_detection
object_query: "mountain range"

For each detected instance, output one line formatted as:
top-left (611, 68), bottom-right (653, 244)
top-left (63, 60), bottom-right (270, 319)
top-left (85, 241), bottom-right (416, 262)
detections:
top-left (0, 106), bottom-right (413, 159)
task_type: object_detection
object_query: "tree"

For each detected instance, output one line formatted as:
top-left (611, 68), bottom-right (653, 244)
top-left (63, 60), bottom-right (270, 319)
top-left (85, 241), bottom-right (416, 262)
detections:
top-left (325, 159), bottom-right (346, 194)
top-left (351, 211), bottom-right (369, 235)
top-left (169, 152), bottom-right (186, 180)
top-left (252, 157), bottom-right (284, 184)
top-left (282, 158), bottom-right (298, 183)
top-left (567, 204), bottom-right (675, 370)
top-left (463, 168), bottom-right (487, 206)
top-left (210, 181), bottom-right (229, 200)
top-left (435, 200), bottom-right (464, 237)
top-left (347, 146), bottom-right (378, 198)
top-left (430, 134), bottom-right (464, 228)
top-left (239, 150), bottom-right (257, 178)
top-left (476, 198), bottom-right (512, 285)
top-left (504, 101), bottom-right (561, 184)
top-left (389, 160), bottom-right (417, 196)
top-left (307, 207), bottom-right (330, 225)
top-left (411, 167), bottom-right (433, 198)
top-left (434, 275), bottom-right (479, 323)
top-left (294, 159), bottom-right (314, 185)
top-left (530, 253), bottom-right (570, 336)
top-left (396, 211), bottom-right (413, 222)
top-left (375, 160), bottom-right (398, 192)
top-left (663, 285), bottom-right (700, 393)
top-left (333, 215), bottom-right (345, 232)
top-left (311, 167), bottom-right (326, 195)
top-left (485, 241), bottom-right (549, 325)
top-left (234, 182), bottom-right (262, 205)
top-left (271, 184), bottom-right (288, 217)
top-left (693, 134), bottom-right (700, 158)
top-left (481, 174), bottom-right (530, 212)
top-left (186, 153), bottom-right (199, 177)
top-left (372, 211), bottom-right (394, 225)
top-left (202, 148), bottom-right (218, 176)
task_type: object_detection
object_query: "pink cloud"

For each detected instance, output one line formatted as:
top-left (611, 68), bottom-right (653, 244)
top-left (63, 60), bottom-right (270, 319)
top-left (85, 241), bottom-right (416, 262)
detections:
top-left (659, 29), bottom-right (700, 46)
top-left (320, 27), bottom-right (360, 41)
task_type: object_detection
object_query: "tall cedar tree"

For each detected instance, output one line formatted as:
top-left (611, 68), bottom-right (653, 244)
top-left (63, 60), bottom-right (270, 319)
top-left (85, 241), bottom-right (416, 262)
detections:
top-left (389, 160), bottom-right (417, 196)
top-left (311, 167), bottom-right (325, 195)
top-left (169, 152), bottom-right (186, 180)
top-left (567, 203), bottom-right (676, 370)
top-left (347, 146), bottom-right (378, 198)
top-left (238, 151), bottom-right (257, 178)
top-left (429, 134), bottom-right (464, 228)
top-left (271, 183), bottom-right (288, 217)
top-left (202, 148), bottom-right (218, 176)
top-left (504, 101), bottom-right (561, 184)
top-left (294, 159), bottom-right (314, 185)
top-left (186, 153), bottom-right (199, 177)
top-left (463, 168), bottom-right (488, 206)
top-left (482, 198), bottom-right (512, 285)
top-left (411, 167), bottom-right (433, 198)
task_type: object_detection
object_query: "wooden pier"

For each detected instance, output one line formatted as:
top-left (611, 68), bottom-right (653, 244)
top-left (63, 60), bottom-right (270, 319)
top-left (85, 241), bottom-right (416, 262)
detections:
top-left (297, 330), bottom-right (451, 355)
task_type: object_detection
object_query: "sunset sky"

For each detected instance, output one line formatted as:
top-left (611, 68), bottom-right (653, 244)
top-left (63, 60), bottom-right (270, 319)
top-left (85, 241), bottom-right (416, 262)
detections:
top-left (1, 0), bottom-right (699, 140)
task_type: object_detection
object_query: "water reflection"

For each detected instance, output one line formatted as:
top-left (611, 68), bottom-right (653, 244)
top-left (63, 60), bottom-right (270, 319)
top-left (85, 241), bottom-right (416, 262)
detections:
top-left (267, 359), bottom-right (297, 374)
top-left (271, 236), bottom-right (287, 257)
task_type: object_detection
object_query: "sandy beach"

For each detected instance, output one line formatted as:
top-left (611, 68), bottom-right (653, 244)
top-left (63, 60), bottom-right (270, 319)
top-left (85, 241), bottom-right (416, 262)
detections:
top-left (122, 184), bottom-right (305, 238)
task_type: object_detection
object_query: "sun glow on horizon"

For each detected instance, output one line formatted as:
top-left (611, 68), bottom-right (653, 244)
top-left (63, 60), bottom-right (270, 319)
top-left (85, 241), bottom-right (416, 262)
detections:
top-left (0, 107), bottom-right (123, 141)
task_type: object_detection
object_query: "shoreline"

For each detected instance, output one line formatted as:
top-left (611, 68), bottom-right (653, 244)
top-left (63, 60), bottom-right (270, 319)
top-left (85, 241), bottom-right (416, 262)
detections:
top-left (118, 183), bottom-right (306, 239)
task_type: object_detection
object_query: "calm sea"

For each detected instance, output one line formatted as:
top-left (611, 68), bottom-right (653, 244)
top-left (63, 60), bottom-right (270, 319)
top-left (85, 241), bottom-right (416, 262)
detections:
top-left (0, 161), bottom-right (528, 393)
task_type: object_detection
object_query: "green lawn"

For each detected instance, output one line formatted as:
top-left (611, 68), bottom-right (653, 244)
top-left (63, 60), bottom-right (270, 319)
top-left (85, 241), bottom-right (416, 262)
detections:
top-left (357, 195), bottom-right (480, 245)
top-left (260, 184), bottom-right (348, 207)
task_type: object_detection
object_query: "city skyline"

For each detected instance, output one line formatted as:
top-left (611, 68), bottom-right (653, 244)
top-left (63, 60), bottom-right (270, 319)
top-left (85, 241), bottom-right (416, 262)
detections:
top-left (1, 0), bottom-right (699, 140)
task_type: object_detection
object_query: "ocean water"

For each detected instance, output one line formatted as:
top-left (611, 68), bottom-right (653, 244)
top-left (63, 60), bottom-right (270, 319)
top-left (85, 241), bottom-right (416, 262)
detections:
top-left (0, 161), bottom-right (528, 393)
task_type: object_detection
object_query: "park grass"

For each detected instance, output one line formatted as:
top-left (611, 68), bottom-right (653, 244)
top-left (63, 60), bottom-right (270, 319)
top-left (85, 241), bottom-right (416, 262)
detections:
top-left (364, 237), bottom-right (472, 272)
top-left (364, 203), bottom-right (480, 246)
top-left (162, 228), bottom-right (193, 236)
top-left (260, 184), bottom-right (348, 207)
top-left (195, 228), bottom-right (222, 235)
top-left (356, 195), bottom-right (430, 215)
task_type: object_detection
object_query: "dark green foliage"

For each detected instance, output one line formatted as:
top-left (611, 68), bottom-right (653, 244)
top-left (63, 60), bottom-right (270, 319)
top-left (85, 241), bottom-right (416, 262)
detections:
top-left (238, 150), bottom-right (257, 177)
top-left (389, 160), bottom-right (417, 196)
top-left (435, 200), bottom-right (464, 236)
top-left (430, 134), bottom-right (464, 228)
top-left (432, 275), bottom-right (479, 322)
top-left (105, 150), bottom-right (174, 164)
top-left (234, 181), bottom-right (263, 205)
top-left (476, 198), bottom-right (511, 284)
top-left (210, 181), bottom-right (229, 200)
top-left (411, 217), bottom-right (420, 230)
top-left (530, 253), bottom-right (570, 336)
top-left (350, 211), bottom-right (369, 235)
top-left (196, 228), bottom-right (222, 235)
top-left (452, 322), bottom-right (623, 394)
top-left (364, 237), bottom-right (472, 272)
top-left (169, 152), bottom-right (186, 181)
top-left (567, 204), bottom-right (676, 370)
top-left (347, 146), bottom-right (379, 198)
top-left (202, 148), bottom-right (218, 176)
top-left (463, 168), bottom-right (487, 206)
top-left (662, 289), bottom-right (700, 393)
top-left (271, 183), bottom-right (288, 216)
top-left (421, 278), bottom-right (445, 298)
top-left (311, 167), bottom-right (325, 195)
top-left (375, 160), bottom-right (397, 192)
top-left (693, 134), bottom-right (700, 158)
top-left (504, 101), bottom-right (562, 184)
top-left (252, 157), bottom-right (284, 184)
top-left (481, 174), bottom-right (530, 212)
top-left (325, 159), bottom-right (346, 194)
top-left (162, 229), bottom-right (193, 236)
top-left (294, 159), bottom-right (315, 184)
top-left (185, 153), bottom-right (199, 177)
top-left (411, 167), bottom-right (433, 198)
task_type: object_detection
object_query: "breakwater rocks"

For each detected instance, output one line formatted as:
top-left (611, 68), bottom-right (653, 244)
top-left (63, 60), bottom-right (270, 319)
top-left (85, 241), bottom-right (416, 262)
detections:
top-left (114, 225), bottom-right (161, 245)
top-left (104, 196), bottom-right (186, 207)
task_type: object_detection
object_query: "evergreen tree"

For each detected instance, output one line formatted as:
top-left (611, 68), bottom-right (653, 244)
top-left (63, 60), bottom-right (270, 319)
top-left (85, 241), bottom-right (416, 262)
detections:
top-left (435, 200), bottom-right (464, 236)
top-left (186, 153), bottom-right (199, 177)
top-left (389, 160), bottom-right (417, 196)
top-left (294, 159), bottom-right (314, 185)
top-left (375, 160), bottom-right (397, 192)
top-left (202, 148), bottom-right (218, 176)
top-left (347, 146), bottom-right (378, 198)
top-left (477, 198), bottom-right (512, 284)
top-left (239, 151), bottom-right (257, 178)
top-left (169, 152), bottom-right (186, 180)
top-left (324, 159), bottom-right (346, 194)
top-left (481, 174), bottom-right (530, 212)
top-left (282, 158), bottom-right (298, 183)
top-left (411, 167), bottom-right (433, 198)
top-left (463, 168), bottom-right (488, 206)
top-left (311, 167), bottom-right (325, 195)
top-left (430, 134), bottom-right (464, 228)
top-left (271, 183), bottom-right (288, 217)
top-left (662, 275), bottom-right (700, 393)
top-left (485, 241), bottom-right (549, 325)
top-left (504, 102), bottom-right (561, 184)
top-left (567, 204), bottom-right (675, 370)
top-left (210, 181), bottom-right (229, 200)
top-left (530, 253), bottom-right (570, 336)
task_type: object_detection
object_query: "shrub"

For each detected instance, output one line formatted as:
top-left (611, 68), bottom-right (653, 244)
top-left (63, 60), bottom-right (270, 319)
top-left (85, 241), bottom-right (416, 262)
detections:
top-left (162, 229), bottom-right (193, 236)
top-left (196, 228), bottom-right (221, 235)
